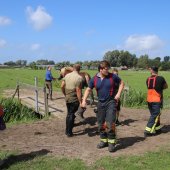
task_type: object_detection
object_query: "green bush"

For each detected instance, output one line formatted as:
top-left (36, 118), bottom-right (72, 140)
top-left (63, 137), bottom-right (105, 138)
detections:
top-left (0, 98), bottom-right (39, 122)
top-left (121, 87), bottom-right (147, 108)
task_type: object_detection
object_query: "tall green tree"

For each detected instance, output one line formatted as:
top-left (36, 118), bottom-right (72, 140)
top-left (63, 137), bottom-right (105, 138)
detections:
top-left (164, 56), bottom-right (170, 62)
top-left (137, 54), bottom-right (149, 69)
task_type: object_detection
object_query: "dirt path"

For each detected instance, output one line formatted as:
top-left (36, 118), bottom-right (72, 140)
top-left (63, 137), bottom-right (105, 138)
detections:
top-left (0, 91), bottom-right (170, 164)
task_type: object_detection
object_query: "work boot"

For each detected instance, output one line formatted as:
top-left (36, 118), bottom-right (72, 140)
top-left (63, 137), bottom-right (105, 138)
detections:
top-left (108, 143), bottom-right (116, 152)
top-left (65, 131), bottom-right (73, 137)
top-left (66, 133), bottom-right (73, 137)
top-left (144, 131), bottom-right (155, 138)
top-left (155, 129), bottom-right (162, 135)
top-left (97, 141), bottom-right (108, 149)
top-left (116, 120), bottom-right (121, 126)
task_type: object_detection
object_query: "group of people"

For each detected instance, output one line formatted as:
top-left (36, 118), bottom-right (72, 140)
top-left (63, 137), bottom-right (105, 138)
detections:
top-left (0, 61), bottom-right (168, 153)
top-left (56, 60), bottom-right (168, 153)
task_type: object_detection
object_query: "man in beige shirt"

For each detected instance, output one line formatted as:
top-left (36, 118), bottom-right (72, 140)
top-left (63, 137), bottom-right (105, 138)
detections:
top-left (61, 64), bottom-right (83, 137)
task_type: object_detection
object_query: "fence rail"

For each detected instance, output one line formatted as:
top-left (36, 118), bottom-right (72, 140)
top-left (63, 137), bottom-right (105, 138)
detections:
top-left (12, 77), bottom-right (49, 116)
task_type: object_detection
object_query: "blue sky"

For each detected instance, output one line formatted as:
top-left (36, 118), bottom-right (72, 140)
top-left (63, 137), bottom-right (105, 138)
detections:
top-left (0, 0), bottom-right (170, 64)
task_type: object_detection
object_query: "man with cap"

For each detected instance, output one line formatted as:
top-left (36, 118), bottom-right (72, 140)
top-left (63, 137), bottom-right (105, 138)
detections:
top-left (144, 66), bottom-right (168, 137)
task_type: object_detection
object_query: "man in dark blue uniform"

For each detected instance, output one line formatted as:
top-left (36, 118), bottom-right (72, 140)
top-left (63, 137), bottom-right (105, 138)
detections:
top-left (82, 60), bottom-right (124, 152)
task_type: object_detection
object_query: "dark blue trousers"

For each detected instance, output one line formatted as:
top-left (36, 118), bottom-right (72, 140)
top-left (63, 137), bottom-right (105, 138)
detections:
top-left (146, 102), bottom-right (161, 133)
top-left (97, 99), bottom-right (116, 140)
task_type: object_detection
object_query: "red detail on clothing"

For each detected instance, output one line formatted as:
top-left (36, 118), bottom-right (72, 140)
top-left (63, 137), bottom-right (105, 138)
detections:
top-left (102, 122), bottom-right (115, 131)
top-left (102, 122), bottom-right (107, 129)
top-left (93, 73), bottom-right (114, 96)
top-left (147, 76), bottom-right (161, 102)
top-left (0, 105), bottom-right (4, 117)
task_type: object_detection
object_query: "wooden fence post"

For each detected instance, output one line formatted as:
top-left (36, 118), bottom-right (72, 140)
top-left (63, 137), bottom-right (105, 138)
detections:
top-left (35, 77), bottom-right (39, 113)
top-left (43, 85), bottom-right (49, 116)
top-left (123, 82), bottom-right (129, 107)
top-left (17, 81), bottom-right (20, 101)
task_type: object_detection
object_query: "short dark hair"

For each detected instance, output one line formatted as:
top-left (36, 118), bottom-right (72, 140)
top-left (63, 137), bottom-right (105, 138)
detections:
top-left (73, 64), bottom-right (81, 72)
top-left (151, 66), bottom-right (158, 73)
top-left (98, 60), bottom-right (110, 71)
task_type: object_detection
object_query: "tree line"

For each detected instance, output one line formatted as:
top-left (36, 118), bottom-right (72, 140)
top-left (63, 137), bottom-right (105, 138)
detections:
top-left (1, 50), bottom-right (170, 70)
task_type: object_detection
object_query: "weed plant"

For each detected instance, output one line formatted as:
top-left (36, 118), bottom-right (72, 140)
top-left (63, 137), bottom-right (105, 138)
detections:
top-left (0, 98), bottom-right (39, 122)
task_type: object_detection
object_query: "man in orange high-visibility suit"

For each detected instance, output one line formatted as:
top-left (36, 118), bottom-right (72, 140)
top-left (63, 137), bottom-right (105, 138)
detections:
top-left (144, 66), bottom-right (168, 137)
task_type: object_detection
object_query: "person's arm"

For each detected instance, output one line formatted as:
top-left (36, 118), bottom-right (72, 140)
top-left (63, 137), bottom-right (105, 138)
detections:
top-left (61, 80), bottom-right (66, 96)
top-left (50, 72), bottom-right (56, 81)
top-left (163, 82), bottom-right (168, 89)
top-left (115, 80), bottom-right (124, 100)
top-left (82, 87), bottom-right (92, 107)
top-left (76, 85), bottom-right (82, 104)
top-left (162, 77), bottom-right (168, 89)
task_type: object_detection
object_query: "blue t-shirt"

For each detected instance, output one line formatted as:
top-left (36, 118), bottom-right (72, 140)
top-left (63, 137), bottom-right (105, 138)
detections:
top-left (89, 73), bottom-right (121, 102)
top-left (45, 70), bottom-right (53, 81)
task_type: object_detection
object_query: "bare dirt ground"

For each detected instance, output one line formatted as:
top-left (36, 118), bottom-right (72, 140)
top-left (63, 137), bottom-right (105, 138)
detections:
top-left (0, 90), bottom-right (170, 164)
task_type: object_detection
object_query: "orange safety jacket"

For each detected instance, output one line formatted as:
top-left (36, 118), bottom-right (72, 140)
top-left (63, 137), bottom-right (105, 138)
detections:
top-left (147, 76), bottom-right (161, 102)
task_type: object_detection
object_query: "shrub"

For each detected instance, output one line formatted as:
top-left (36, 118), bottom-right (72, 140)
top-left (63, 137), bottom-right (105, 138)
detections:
top-left (0, 98), bottom-right (39, 122)
top-left (121, 87), bottom-right (147, 108)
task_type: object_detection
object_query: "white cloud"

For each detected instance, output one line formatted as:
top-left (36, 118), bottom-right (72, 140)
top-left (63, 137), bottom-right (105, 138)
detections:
top-left (0, 39), bottom-right (7, 48)
top-left (30, 43), bottom-right (40, 50)
top-left (26, 6), bottom-right (53, 31)
top-left (0, 16), bottom-right (12, 26)
top-left (124, 34), bottom-right (164, 52)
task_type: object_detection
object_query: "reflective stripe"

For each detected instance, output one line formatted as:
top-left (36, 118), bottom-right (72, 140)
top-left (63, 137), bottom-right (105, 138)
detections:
top-left (150, 114), bottom-right (160, 133)
top-left (155, 126), bottom-right (161, 130)
top-left (108, 139), bottom-right (116, 144)
top-left (147, 76), bottom-right (157, 88)
top-left (100, 138), bottom-right (108, 143)
top-left (145, 127), bottom-right (151, 132)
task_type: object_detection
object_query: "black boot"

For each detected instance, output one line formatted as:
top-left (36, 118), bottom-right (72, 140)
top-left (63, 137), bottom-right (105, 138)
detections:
top-left (97, 141), bottom-right (108, 149)
top-left (108, 143), bottom-right (116, 152)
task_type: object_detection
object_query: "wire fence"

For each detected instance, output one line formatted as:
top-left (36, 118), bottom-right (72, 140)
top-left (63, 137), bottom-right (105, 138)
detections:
top-left (12, 77), bottom-right (49, 116)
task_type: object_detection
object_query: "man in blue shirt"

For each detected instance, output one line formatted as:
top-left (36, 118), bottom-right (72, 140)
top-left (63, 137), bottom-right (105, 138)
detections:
top-left (45, 66), bottom-right (56, 100)
top-left (82, 60), bottom-right (124, 152)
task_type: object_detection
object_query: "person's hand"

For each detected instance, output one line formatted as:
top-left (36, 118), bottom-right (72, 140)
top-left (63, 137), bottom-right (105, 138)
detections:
top-left (81, 100), bottom-right (87, 108)
top-left (114, 94), bottom-right (120, 101)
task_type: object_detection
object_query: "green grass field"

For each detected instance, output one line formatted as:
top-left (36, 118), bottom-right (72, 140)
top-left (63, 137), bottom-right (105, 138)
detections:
top-left (0, 68), bottom-right (169, 99)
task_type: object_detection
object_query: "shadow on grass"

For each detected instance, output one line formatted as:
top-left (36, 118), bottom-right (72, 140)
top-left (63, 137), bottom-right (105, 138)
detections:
top-left (0, 149), bottom-right (50, 170)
